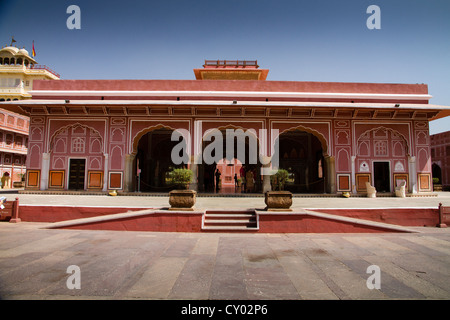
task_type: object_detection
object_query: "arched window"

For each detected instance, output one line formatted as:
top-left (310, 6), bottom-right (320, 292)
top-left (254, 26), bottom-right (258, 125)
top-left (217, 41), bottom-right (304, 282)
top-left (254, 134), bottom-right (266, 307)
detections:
top-left (0, 57), bottom-right (3, 65)
top-left (10, 58), bottom-right (15, 65)
top-left (72, 137), bottom-right (85, 153)
top-left (0, 99), bottom-right (5, 102)
top-left (4, 58), bottom-right (9, 65)
top-left (17, 58), bottom-right (23, 65)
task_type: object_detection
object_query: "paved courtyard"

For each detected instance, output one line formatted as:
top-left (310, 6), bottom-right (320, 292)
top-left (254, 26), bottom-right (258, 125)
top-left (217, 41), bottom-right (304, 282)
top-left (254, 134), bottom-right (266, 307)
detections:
top-left (1, 221), bottom-right (449, 300)
top-left (3, 191), bottom-right (450, 210)
top-left (0, 191), bottom-right (449, 302)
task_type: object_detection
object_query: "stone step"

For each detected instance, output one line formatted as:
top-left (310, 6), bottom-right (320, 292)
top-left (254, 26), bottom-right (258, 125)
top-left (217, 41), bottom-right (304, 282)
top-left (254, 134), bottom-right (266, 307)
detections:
top-left (203, 210), bottom-right (258, 231)
top-left (204, 214), bottom-right (256, 219)
top-left (202, 225), bottom-right (258, 231)
top-left (204, 220), bottom-right (257, 228)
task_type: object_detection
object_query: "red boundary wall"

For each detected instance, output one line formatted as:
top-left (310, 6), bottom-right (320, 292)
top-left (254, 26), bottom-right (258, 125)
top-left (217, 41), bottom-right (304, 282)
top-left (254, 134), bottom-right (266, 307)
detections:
top-left (16, 205), bottom-right (439, 233)
top-left (308, 208), bottom-right (439, 227)
top-left (60, 213), bottom-right (204, 233)
top-left (18, 206), bottom-right (148, 223)
top-left (257, 214), bottom-right (407, 233)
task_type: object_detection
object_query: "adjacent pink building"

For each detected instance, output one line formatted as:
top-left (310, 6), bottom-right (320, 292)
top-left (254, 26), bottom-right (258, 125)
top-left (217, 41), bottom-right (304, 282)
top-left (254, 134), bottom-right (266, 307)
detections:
top-left (2, 60), bottom-right (450, 195)
top-left (0, 108), bottom-right (28, 188)
top-left (431, 130), bottom-right (450, 190)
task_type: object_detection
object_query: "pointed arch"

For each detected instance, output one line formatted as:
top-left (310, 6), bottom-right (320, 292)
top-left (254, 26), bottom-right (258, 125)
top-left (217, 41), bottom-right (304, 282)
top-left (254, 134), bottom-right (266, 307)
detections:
top-left (131, 124), bottom-right (184, 156)
top-left (356, 126), bottom-right (410, 156)
top-left (275, 125), bottom-right (329, 156)
top-left (49, 123), bottom-right (103, 154)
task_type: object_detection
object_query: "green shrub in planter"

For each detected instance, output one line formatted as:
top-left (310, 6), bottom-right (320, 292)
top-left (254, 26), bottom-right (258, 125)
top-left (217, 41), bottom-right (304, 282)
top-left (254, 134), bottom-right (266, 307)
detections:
top-left (271, 169), bottom-right (289, 191)
top-left (169, 168), bottom-right (193, 189)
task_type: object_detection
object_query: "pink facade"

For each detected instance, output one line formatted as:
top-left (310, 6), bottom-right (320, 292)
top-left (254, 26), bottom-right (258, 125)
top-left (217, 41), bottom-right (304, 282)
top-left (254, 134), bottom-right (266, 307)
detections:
top-left (431, 131), bottom-right (450, 190)
top-left (2, 63), bottom-right (449, 195)
top-left (0, 108), bottom-right (28, 187)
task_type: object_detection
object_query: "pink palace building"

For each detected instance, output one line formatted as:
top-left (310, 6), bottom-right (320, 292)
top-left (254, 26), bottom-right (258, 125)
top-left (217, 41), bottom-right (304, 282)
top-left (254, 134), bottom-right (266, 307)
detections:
top-left (2, 60), bottom-right (450, 196)
top-left (431, 130), bottom-right (450, 191)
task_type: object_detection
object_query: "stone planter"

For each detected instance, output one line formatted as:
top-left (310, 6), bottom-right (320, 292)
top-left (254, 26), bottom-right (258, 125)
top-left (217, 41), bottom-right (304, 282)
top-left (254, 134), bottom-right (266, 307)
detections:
top-left (433, 184), bottom-right (443, 192)
top-left (169, 190), bottom-right (197, 211)
top-left (13, 181), bottom-right (25, 188)
top-left (264, 191), bottom-right (293, 211)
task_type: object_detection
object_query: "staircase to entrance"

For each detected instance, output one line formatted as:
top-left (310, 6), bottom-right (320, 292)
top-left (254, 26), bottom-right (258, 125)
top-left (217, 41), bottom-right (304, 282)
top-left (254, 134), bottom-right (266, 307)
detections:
top-left (202, 210), bottom-right (258, 231)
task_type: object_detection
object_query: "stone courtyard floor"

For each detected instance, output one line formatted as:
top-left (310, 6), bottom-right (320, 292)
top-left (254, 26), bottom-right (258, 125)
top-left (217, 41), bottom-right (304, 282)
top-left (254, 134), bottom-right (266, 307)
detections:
top-left (0, 192), bottom-right (449, 308)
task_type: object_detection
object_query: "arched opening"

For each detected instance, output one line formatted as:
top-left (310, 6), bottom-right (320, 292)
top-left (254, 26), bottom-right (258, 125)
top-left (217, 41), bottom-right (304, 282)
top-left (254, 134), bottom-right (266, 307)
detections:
top-left (135, 127), bottom-right (187, 192)
top-left (199, 128), bottom-right (261, 193)
top-left (432, 163), bottom-right (442, 185)
top-left (48, 123), bottom-right (104, 191)
top-left (273, 129), bottom-right (327, 193)
top-left (356, 126), bottom-right (410, 193)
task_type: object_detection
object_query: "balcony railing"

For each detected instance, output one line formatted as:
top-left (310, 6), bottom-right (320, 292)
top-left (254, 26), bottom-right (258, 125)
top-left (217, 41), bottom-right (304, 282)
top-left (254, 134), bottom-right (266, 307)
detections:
top-left (0, 87), bottom-right (26, 94)
top-left (28, 65), bottom-right (60, 78)
top-left (204, 60), bottom-right (259, 68)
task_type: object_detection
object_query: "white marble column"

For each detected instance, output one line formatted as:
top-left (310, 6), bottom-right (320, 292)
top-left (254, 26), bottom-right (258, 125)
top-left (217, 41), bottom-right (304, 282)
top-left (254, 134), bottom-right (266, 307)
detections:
top-left (351, 156), bottom-right (356, 194)
top-left (189, 155), bottom-right (198, 191)
top-left (40, 153), bottom-right (50, 190)
top-left (325, 156), bottom-right (336, 194)
top-left (103, 153), bottom-right (109, 191)
top-left (409, 156), bottom-right (417, 193)
top-left (123, 153), bottom-right (136, 192)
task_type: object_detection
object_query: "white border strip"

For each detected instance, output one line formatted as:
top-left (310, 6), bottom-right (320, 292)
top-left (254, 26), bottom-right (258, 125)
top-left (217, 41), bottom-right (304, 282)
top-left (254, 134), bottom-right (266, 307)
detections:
top-left (29, 90), bottom-right (433, 101)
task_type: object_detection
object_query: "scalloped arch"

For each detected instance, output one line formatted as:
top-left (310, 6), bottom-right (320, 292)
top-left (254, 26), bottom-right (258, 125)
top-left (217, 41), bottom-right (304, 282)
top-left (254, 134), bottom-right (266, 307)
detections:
top-left (357, 126), bottom-right (410, 156)
top-left (275, 125), bottom-right (329, 156)
top-left (131, 124), bottom-right (182, 155)
top-left (49, 123), bottom-right (103, 153)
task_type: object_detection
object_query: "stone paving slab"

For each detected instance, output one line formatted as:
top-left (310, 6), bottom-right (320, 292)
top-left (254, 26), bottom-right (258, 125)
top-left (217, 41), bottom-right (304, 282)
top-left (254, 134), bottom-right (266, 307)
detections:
top-left (1, 222), bottom-right (450, 301)
top-left (3, 191), bottom-right (450, 210)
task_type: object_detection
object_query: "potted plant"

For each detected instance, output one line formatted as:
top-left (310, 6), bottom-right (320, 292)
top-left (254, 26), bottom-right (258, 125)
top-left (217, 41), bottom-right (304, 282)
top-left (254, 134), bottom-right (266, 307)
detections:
top-left (13, 173), bottom-right (26, 188)
top-left (274, 169), bottom-right (289, 191)
top-left (168, 168), bottom-right (196, 210)
top-left (265, 169), bottom-right (293, 211)
top-left (433, 177), bottom-right (442, 191)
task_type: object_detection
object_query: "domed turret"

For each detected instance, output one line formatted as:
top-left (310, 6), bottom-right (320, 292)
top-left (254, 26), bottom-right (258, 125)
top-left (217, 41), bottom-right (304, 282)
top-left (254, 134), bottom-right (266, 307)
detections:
top-left (0, 44), bottom-right (36, 66)
top-left (0, 46), bottom-right (20, 55)
top-left (0, 38), bottom-right (60, 101)
top-left (18, 48), bottom-right (29, 56)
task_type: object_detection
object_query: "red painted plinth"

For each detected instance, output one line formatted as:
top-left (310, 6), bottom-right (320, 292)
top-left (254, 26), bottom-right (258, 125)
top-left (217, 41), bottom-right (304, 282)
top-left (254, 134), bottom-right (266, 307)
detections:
top-left (17, 205), bottom-right (439, 233)
top-left (257, 214), bottom-right (405, 233)
top-left (60, 212), bottom-right (203, 233)
top-left (19, 206), bottom-right (148, 222)
top-left (309, 208), bottom-right (439, 227)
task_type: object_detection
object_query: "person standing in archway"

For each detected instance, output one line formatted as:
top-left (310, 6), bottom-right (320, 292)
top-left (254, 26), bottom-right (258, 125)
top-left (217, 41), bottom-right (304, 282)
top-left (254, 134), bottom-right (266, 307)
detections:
top-left (215, 169), bottom-right (221, 192)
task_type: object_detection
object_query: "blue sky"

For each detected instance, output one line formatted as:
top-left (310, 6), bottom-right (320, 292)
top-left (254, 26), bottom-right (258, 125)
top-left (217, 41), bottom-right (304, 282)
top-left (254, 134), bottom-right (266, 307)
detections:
top-left (1, 0), bottom-right (449, 133)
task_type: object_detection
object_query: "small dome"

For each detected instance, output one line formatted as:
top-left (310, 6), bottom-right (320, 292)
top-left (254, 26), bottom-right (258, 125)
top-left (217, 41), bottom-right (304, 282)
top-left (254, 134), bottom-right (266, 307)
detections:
top-left (18, 48), bottom-right (29, 56)
top-left (0, 46), bottom-right (19, 54)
